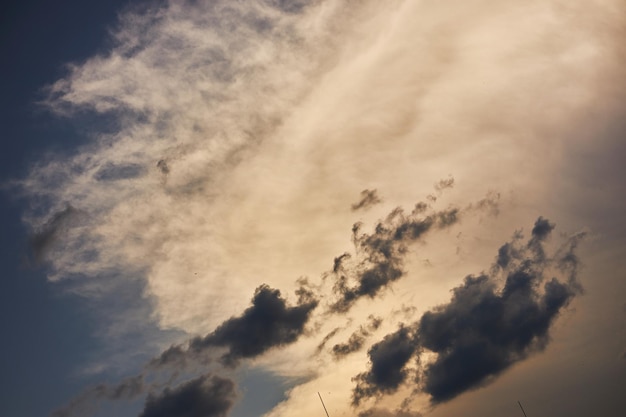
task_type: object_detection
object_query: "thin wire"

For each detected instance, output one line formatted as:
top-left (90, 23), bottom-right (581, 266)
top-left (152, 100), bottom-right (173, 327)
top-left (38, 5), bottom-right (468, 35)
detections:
top-left (518, 401), bottom-right (529, 417)
top-left (318, 392), bottom-right (331, 417)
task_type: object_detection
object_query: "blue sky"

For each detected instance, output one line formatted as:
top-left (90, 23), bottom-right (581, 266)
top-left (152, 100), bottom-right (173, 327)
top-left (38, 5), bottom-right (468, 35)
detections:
top-left (1, 1), bottom-right (139, 416)
top-left (1, 1), bottom-right (625, 417)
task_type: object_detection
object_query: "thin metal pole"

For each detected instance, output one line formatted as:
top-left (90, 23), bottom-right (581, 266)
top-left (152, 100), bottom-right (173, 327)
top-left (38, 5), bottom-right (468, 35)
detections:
top-left (318, 392), bottom-right (331, 417)
top-left (518, 401), bottom-right (528, 417)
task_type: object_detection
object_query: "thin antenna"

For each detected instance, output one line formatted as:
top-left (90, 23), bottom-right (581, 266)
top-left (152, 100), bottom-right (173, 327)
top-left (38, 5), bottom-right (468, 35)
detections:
top-left (518, 401), bottom-right (528, 417)
top-left (318, 392), bottom-right (331, 417)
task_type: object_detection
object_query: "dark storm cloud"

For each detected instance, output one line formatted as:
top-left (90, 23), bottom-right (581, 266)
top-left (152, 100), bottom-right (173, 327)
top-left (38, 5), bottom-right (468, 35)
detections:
top-left (526, 216), bottom-right (555, 262)
top-left (150, 344), bottom-right (189, 369)
top-left (156, 284), bottom-right (318, 368)
top-left (496, 241), bottom-right (515, 269)
top-left (29, 205), bottom-right (82, 262)
top-left (93, 162), bottom-right (146, 181)
top-left (531, 216), bottom-right (555, 240)
top-left (331, 262), bottom-right (404, 314)
top-left (358, 408), bottom-right (423, 417)
top-left (333, 331), bottom-right (366, 358)
top-left (332, 315), bottom-right (382, 359)
top-left (418, 274), bottom-right (574, 403)
top-left (51, 375), bottom-right (145, 417)
top-left (352, 325), bottom-right (417, 406)
top-left (139, 374), bottom-right (237, 417)
top-left (351, 218), bottom-right (584, 406)
top-left (352, 189), bottom-right (383, 211)
top-left (331, 204), bottom-right (462, 313)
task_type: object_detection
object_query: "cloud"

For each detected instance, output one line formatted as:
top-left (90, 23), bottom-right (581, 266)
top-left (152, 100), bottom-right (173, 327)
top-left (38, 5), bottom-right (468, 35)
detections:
top-left (325, 190), bottom-right (500, 314)
top-left (190, 285), bottom-right (318, 367)
top-left (351, 218), bottom-right (584, 406)
top-left (419, 274), bottom-right (573, 404)
top-left (49, 191), bottom-right (501, 417)
top-left (332, 315), bottom-right (382, 359)
top-left (358, 408), bottom-right (423, 417)
top-left (426, 177), bottom-right (455, 203)
top-left (266, 0), bottom-right (316, 14)
top-left (316, 326), bottom-right (343, 355)
top-left (155, 284), bottom-right (318, 368)
top-left (330, 204), bottom-right (463, 313)
top-left (15, 0), bottom-right (624, 415)
top-left (55, 283), bottom-right (316, 416)
top-left (433, 177), bottom-right (454, 192)
top-left (525, 216), bottom-right (555, 262)
top-left (51, 375), bottom-right (145, 417)
top-left (332, 253), bottom-right (352, 274)
top-left (29, 205), bottom-right (84, 263)
top-left (93, 162), bottom-right (146, 182)
top-left (17, 0), bottom-right (369, 334)
top-left (352, 189), bottom-right (383, 211)
top-left (352, 325), bottom-right (417, 406)
top-left (139, 374), bottom-right (237, 417)
top-left (530, 216), bottom-right (555, 240)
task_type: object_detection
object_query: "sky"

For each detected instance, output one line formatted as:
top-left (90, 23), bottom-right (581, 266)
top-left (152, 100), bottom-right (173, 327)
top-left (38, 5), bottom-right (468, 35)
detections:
top-left (1, 1), bottom-right (625, 417)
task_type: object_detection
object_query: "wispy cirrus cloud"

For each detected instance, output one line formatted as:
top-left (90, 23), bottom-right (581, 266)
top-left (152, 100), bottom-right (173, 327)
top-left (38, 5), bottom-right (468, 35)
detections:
top-left (20, 0), bottom-right (387, 336)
